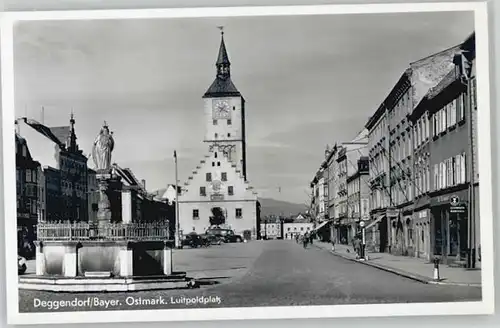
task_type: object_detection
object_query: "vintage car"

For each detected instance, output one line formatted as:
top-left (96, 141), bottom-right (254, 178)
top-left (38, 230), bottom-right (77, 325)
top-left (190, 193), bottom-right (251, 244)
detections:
top-left (205, 228), bottom-right (244, 243)
top-left (18, 255), bottom-right (27, 275)
top-left (181, 232), bottom-right (204, 248)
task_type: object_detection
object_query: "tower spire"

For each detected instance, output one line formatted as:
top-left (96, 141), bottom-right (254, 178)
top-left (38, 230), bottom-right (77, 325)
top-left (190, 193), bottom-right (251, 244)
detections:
top-left (215, 26), bottom-right (231, 79)
top-left (203, 27), bottom-right (241, 98)
top-left (68, 110), bottom-right (78, 152)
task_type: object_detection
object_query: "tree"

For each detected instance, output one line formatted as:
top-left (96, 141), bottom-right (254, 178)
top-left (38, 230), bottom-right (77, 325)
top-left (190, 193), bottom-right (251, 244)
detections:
top-left (209, 207), bottom-right (225, 226)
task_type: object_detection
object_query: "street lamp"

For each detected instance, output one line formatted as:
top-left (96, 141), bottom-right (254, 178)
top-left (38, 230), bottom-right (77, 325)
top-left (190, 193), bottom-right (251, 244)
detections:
top-left (359, 220), bottom-right (366, 260)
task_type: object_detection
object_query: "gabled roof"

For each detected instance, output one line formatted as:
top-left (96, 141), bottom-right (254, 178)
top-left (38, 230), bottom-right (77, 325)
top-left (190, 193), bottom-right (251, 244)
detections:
top-left (49, 126), bottom-right (71, 145)
top-left (21, 118), bottom-right (64, 147)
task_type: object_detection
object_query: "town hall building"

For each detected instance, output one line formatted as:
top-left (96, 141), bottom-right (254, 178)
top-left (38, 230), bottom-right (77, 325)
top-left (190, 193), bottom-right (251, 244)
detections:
top-left (178, 30), bottom-right (259, 240)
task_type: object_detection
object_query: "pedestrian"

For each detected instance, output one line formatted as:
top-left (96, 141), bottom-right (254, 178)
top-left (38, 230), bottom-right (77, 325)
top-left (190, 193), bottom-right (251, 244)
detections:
top-left (309, 232), bottom-right (314, 245)
top-left (302, 232), bottom-right (309, 249)
top-left (353, 237), bottom-right (361, 259)
top-left (331, 237), bottom-right (336, 251)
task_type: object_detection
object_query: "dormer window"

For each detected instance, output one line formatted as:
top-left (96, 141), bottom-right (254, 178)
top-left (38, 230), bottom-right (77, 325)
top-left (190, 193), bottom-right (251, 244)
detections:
top-left (215, 152), bottom-right (218, 158)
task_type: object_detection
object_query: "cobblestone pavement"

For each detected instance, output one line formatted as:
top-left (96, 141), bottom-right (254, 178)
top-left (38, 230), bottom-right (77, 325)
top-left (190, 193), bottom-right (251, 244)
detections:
top-left (18, 240), bottom-right (481, 313)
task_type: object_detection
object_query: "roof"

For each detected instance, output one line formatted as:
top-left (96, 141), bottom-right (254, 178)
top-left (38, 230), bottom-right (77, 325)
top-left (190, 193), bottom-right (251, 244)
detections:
top-left (203, 31), bottom-right (241, 98)
top-left (49, 126), bottom-right (71, 145)
top-left (427, 68), bottom-right (459, 99)
top-left (216, 34), bottom-right (230, 65)
top-left (21, 118), bottom-right (64, 147)
top-left (203, 78), bottom-right (241, 98)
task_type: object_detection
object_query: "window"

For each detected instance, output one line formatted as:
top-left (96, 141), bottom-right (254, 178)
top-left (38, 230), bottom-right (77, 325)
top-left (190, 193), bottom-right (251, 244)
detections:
top-left (212, 162), bottom-right (215, 167)
top-left (227, 119), bottom-right (232, 125)
top-left (433, 164), bottom-right (439, 190)
top-left (228, 186), bottom-right (234, 195)
top-left (460, 153), bottom-right (466, 183)
top-left (26, 170), bottom-right (31, 182)
top-left (200, 187), bottom-right (206, 196)
top-left (458, 95), bottom-right (465, 121)
top-left (22, 146), bottom-right (27, 157)
top-left (221, 172), bottom-right (227, 181)
top-left (215, 133), bottom-right (218, 139)
top-left (227, 133), bottom-right (231, 137)
top-left (193, 209), bottom-right (199, 219)
top-left (235, 208), bottom-right (242, 218)
top-left (301, 227), bottom-right (304, 231)
top-left (206, 173), bottom-right (212, 182)
top-left (213, 119), bottom-right (218, 125)
top-left (217, 162), bottom-right (221, 167)
top-left (446, 103), bottom-right (452, 128)
top-left (450, 100), bottom-right (457, 126)
top-left (214, 152), bottom-right (218, 158)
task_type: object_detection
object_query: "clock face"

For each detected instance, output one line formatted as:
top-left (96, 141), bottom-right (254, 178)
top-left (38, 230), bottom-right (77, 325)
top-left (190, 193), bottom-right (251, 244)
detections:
top-left (213, 99), bottom-right (231, 119)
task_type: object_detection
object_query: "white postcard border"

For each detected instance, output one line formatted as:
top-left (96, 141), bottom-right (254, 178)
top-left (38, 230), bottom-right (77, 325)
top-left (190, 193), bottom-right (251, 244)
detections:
top-left (1, 2), bottom-right (494, 325)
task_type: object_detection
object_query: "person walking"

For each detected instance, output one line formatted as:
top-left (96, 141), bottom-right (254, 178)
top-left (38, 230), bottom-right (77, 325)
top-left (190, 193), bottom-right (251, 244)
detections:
top-left (331, 236), bottom-right (336, 252)
top-left (302, 232), bottom-right (309, 249)
top-left (353, 236), bottom-right (361, 259)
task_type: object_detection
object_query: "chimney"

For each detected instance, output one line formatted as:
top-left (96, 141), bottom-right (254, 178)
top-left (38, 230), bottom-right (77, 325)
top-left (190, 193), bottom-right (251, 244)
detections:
top-left (141, 179), bottom-right (146, 190)
top-left (15, 120), bottom-right (20, 134)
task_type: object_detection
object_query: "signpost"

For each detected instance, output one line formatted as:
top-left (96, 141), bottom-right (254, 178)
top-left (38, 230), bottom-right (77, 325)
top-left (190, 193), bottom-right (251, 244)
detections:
top-left (450, 195), bottom-right (466, 214)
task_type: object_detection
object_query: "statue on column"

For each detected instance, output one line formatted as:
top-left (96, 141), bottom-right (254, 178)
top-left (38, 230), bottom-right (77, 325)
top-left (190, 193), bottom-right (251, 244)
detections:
top-left (92, 122), bottom-right (114, 173)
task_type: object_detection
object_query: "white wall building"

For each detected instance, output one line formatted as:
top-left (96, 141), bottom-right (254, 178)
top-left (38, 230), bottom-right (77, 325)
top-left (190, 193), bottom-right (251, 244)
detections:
top-left (178, 31), bottom-right (258, 240)
top-left (283, 221), bottom-right (314, 240)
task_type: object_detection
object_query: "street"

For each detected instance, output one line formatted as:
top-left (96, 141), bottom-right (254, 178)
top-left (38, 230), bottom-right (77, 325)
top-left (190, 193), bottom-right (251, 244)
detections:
top-left (19, 240), bottom-right (481, 312)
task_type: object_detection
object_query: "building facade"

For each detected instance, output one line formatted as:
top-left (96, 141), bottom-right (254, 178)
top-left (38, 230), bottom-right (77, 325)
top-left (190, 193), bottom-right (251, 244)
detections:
top-left (15, 132), bottom-right (41, 258)
top-left (347, 156), bottom-right (370, 241)
top-left (283, 220), bottom-right (314, 240)
top-left (260, 218), bottom-right (282, 239)
top-left (178, 31), bottom-right (259, 240)
top-left (365, 44), bottom-right (464, 255)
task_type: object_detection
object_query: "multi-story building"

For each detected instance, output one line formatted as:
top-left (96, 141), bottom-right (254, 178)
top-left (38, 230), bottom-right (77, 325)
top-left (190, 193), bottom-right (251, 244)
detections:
top-left (347, 156), bottom-right (370, 241)
top-left (260, 217), bottom-right (282, 240)
top-left (18, 115), bottom-right (89, 224)
top-left (325, 144), bottom-right (339, 241)
top-left (178, 31), bottom-right (259, 240)
top-left (365, 44), bottom-right (464, 255)
top-left (283, 216), bottom-right (314, 240)
top-left (408, 33), bottom-right (478, 267)
top-left (15, 131), bottom-right (41, 258)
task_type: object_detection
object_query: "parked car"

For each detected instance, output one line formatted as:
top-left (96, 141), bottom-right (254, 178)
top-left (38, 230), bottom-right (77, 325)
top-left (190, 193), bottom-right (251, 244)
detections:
top-left (205, 228), bottom-right (244, 243)
top-left (18, 255), bottom-right (27, 275)
top-left (181, 233), bottom-right (204, 248)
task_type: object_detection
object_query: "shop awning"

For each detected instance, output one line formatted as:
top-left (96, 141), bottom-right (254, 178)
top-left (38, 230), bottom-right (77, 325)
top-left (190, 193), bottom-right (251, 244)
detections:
top-left (365, 215), bottom-right (385, 230)
top-left (312, 220), bottom-right (331, 232)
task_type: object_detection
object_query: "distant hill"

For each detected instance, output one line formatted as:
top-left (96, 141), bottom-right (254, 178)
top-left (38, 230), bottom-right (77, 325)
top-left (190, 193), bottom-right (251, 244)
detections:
top-left (258, 198), bottom-right (307, 217)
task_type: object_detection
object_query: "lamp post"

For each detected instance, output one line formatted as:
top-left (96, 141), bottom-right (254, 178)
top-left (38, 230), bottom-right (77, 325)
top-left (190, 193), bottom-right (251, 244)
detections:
top-left (174, 150), bottom-right (181, 249)
top-left (360, 220), bottom-right (366, 260)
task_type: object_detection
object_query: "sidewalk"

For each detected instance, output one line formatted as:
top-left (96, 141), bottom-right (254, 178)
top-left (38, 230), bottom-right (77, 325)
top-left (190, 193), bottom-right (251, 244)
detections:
top-left (313, 242), bottom-right (481, 287)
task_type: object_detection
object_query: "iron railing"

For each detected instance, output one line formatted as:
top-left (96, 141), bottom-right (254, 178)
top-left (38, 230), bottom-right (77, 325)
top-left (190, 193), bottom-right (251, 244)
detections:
top-left (37, 221), bottom-right (170, 241)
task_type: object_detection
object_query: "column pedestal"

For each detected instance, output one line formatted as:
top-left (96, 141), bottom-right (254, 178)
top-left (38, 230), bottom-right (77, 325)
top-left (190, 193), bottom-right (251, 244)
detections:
top-left (163, 244), bottom-right (173, 275)
top-left (35, 242), bottom-right (45, 276)
top-left (119, 247), bottom-right (133, 277)
top-left (63, 245), bottom-right (78, 277)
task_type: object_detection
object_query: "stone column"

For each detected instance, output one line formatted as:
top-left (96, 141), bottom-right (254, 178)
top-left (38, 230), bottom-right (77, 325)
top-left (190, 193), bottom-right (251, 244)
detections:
top-left (63, 243), bottom-right (79, 277)
top-left (163, 242), bottom-right (173, 275)
top-left (96, 175), bottom-right (112, 226)
top-left (121, 189), bottom-right (133, 224)
top-left (34, 241), bottom-right (45, 276)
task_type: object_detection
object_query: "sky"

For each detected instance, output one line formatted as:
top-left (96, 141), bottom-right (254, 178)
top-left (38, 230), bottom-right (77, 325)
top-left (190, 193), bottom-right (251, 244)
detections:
top-left (13, 11), bottom-right (474, 204)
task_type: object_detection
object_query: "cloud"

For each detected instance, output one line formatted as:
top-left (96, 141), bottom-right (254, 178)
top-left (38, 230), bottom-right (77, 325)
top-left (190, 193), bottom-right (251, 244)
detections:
top-left (13, 12), bottom-right (474, 204)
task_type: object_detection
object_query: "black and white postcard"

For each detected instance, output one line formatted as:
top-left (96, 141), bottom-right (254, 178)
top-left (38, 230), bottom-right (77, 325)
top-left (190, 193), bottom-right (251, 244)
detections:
top-left (0, 2), bottom-right (495, 325)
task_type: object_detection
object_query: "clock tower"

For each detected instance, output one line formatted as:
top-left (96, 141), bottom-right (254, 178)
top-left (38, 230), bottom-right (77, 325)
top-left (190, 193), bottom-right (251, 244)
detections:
top-left (203, 30), bottom-right (247, 180)
top-left (177, 29), bottom-right (258, 241)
